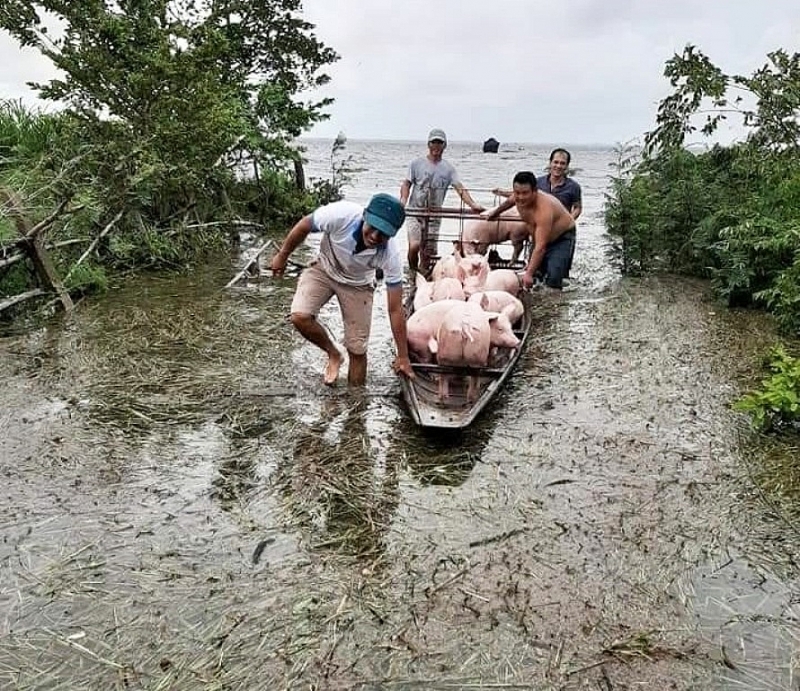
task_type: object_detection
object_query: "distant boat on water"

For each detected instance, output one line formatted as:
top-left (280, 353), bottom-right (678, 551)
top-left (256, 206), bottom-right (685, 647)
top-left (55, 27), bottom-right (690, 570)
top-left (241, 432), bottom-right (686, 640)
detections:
top-left (482, 137), bottom-right (500, 153)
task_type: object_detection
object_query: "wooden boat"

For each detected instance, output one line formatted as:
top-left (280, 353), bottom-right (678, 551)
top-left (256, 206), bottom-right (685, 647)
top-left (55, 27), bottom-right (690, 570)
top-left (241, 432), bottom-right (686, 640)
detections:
top-left (399, 206), bottom-right (533, 429)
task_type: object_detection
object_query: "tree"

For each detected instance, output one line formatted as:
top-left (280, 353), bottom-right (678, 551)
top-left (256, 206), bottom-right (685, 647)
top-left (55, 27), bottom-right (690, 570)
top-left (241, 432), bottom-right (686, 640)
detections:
top-left (644, 44), bottom-right (800, 157)
top-left (0, 0), bottom-right (338, 226)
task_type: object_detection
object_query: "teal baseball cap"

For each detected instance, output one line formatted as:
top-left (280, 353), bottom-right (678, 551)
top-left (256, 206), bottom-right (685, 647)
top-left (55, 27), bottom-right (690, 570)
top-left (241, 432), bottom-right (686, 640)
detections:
top-left (364, 193), bottom-right (405, 238)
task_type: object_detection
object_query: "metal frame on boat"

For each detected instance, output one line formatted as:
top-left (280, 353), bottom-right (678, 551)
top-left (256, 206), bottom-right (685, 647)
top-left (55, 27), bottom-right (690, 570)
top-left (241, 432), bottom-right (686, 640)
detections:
top-left (399, 205), bottom-right (533, 430)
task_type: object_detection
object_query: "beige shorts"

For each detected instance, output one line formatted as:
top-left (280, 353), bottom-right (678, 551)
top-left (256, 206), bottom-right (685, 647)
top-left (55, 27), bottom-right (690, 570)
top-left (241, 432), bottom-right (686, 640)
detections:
top-left (290, 262), bottom-right (374, 354)
top-left (405, 216), bottom-right (442, 245)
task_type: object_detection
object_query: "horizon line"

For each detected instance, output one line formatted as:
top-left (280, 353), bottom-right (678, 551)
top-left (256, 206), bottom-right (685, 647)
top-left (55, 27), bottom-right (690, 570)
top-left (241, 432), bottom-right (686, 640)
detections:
top-left (298, 136), bottom-right (625, 148)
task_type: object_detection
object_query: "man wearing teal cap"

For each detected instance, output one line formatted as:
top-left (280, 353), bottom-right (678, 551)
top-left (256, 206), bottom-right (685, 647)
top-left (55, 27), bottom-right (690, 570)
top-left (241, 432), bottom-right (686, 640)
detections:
top-left (271, 194), bottom-right (415, 386)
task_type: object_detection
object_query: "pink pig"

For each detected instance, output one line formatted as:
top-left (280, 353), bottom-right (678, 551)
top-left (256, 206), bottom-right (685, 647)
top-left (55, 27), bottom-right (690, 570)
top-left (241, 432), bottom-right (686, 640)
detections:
top-left (406, 299), bottom-right (468, 363)
top-left (413, 274), bottom-right (466, 312)
top-left (434, 302), bottom-right (492, 374)
top-left (458, 253), bottom-right (490, 297)
top-left (407, 299), bottom-right (520, 367)
top-left (413, 272), bottom-right (434, 311)
top-left (431, 276), bottom-right (466, 302)
top-left (431, 251), bottom-right (463, 281)
top-left (429, 301), bottom-right (521, 401)
top-left (468, 290), bottom-right (525, 324)
top-left (484, 268), bottom-right (523, 296)
top-left (461, 210), bottom-right (529, 262)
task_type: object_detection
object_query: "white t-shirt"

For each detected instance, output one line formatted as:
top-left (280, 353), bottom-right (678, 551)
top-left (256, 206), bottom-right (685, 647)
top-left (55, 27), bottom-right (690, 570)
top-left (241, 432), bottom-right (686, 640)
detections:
top-left (405, 157), bottom-right (461, 209)
top-left (311, 201), bottom-right (404, 288)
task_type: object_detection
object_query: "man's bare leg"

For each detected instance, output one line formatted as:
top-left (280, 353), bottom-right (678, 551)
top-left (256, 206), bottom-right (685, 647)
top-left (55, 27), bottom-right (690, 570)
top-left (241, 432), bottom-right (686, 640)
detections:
top-left (323, 347), bottom-right (345, 385)
top-left (347, 352), bottom-right (367, 386)
top-left (407, 240), bottom-right (420, 274)
top-left (420, 231), bottom-right (439, 277)
top-left (290, 312), bottom-right (345, 385)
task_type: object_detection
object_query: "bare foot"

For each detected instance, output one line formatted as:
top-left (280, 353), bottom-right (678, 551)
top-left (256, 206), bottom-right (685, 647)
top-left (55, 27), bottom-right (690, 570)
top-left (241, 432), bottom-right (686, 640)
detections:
top-left (323, 346), bottom-right (344, 386)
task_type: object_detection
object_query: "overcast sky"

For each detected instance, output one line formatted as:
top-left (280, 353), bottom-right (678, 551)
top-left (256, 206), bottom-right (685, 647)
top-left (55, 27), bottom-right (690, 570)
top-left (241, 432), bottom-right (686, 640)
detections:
top-left (1, 0), bottom-right (797, 145)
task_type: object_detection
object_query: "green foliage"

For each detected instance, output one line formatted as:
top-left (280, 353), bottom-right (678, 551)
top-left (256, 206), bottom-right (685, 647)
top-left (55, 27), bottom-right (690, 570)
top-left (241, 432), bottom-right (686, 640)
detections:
top-left (0, 214), bottom-right (14, 242)
top-left (712, 217), bottom-right (800, 307)
top-left (603, 143), bottom-right (655, 274)
top-left (753, 254), bottom-right (800, 334)
top-left (0, 263), bottom-right (35, 296)
top-left (645, 45), bottom-right (729, 156)
top-left (605, 143), bottom-right (724, 276)
top-left (0, 100), bottom-right (66, 170)
top-left (0, 2), bottom-right (347, 314)
top-left (645, 44), bottom-right (800, 156)
top-left (308, 136), bottom-right (353, 206)
top-left (605, 45), bottom-right (800, 333)
top-left (63, 262), bottom-right (108, 294)
top-left (103, 221), bottom-right (229, 270)
top-left (0, 0), bottom-right (338, 245)
top-left (736, 345), bottom-right (800, 431)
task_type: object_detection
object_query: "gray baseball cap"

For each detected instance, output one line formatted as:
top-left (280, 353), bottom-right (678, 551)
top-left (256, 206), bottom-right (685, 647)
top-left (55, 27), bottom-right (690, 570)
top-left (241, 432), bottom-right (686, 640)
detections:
top-left (427, 128), bottom-right (447, 144)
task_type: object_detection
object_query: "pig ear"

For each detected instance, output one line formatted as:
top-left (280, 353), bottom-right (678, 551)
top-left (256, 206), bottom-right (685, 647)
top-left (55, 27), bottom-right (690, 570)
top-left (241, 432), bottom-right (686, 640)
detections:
top-left (485, 311), bottom-right (500, 322)
top-left (428, 336), bottom-right (438, 354)
top-left (480, 293), bottom-right (489, 310)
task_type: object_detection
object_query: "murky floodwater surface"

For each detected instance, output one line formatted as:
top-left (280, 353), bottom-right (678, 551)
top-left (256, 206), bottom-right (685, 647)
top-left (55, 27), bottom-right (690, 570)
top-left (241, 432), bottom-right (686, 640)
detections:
top-left (1, 141), bottom-right (799, 690)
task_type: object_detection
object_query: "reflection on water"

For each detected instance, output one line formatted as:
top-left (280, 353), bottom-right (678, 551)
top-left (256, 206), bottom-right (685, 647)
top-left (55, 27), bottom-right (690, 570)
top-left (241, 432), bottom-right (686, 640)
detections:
top-left (272, 396), bottom-right (399, 562)
top-left (389, 414), bottom-right (495, 487)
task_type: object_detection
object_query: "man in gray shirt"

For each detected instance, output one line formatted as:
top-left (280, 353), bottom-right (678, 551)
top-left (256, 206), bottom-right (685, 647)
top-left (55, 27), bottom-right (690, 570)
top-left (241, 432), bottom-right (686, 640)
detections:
top-left (400, 129), bottom-right (484, 275)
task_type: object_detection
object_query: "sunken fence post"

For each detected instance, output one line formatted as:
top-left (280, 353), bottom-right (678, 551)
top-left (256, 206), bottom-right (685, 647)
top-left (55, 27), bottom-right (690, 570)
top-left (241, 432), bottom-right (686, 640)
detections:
top-left (0, 186), bottom-right (74, 312)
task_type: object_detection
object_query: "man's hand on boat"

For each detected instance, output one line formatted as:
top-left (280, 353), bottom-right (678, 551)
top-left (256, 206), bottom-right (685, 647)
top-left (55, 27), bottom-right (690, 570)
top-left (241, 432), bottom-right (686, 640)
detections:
top-left (519, 269), bottom-right (536, 291)
top-left (481, 205), bottom-right (503, 221)
top-left (392, 355), bottom-right (416, 379)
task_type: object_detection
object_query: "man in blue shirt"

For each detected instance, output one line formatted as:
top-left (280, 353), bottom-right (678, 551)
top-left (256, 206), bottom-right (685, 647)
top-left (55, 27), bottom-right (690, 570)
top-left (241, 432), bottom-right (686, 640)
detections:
top-left (537, 148), bottom-right (582, 221)
top-left (537, 149), bottom-right (581, 278)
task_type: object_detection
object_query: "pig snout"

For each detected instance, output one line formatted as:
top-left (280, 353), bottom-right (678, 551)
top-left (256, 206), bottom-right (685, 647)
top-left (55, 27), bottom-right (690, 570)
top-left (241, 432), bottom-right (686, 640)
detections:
top-left (487, 311), bottom-right (521, 349)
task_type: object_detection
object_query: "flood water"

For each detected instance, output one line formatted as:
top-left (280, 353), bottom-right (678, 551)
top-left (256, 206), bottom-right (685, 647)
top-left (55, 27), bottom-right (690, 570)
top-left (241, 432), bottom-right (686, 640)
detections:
top-left (1, 140), bottom-right (799, 690)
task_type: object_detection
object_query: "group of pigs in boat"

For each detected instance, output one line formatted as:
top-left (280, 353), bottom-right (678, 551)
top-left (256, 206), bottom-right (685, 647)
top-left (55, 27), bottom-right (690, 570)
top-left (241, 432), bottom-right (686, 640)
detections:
top-left (406, 233), bottom-right (526, 401)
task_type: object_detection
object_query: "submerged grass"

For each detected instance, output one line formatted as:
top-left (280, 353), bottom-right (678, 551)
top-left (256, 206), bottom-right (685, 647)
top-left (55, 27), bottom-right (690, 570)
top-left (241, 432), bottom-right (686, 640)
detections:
top-left (2, 272), bottom-right (800, 689)
top-left (749, 436), bottom-right (800, 520)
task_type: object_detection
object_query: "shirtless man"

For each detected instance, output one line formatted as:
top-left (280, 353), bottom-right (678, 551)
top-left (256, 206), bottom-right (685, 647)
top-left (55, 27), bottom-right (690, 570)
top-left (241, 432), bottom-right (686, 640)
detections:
top-left (486, 171), bottom-right (576, 290)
